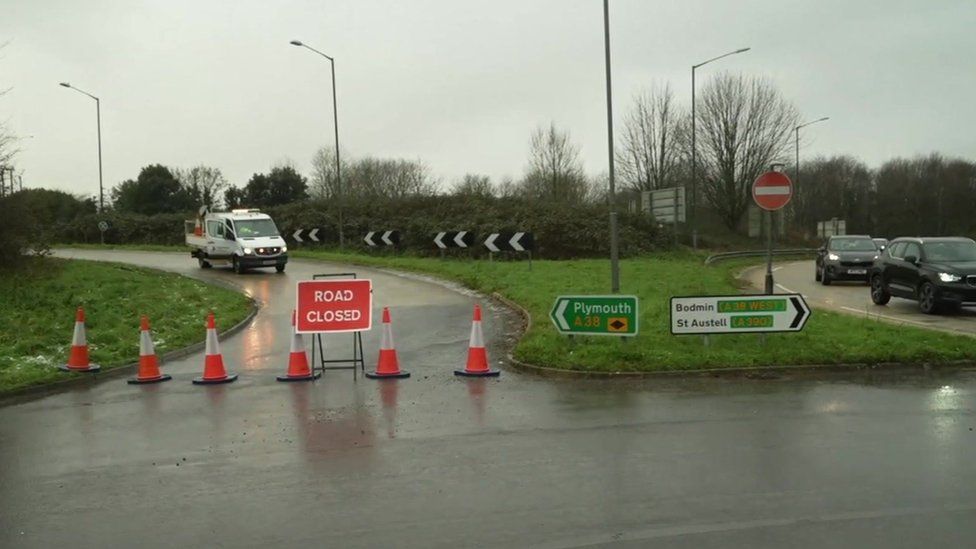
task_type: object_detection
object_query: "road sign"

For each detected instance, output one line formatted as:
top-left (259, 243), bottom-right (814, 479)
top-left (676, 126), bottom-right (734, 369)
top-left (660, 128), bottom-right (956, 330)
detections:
top-left (484, 232), bottom-right (535, 252)
top-left (642, 187), bottom-right (686, 223)
top-left (434, 231), bottom-right (474, 249)
top-left (365, 230), bottom-right (400, 247)
top-left (292, 229), bottom-right (304, 243)
top-left (670, 294), bottom-right (811, 335)
top-left (308, 228), bottom-right (320, 242)
top-left (97, 220), bottom-right (109, 232)
top-left (549, 295), bottom-right (639, 337)
top-left (296, 279), bottom-right (373, 334)
top-left (752, 171), bottom-right (793, 211)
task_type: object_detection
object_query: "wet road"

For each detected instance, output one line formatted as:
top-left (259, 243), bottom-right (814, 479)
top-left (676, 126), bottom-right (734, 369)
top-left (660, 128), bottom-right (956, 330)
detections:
top-left (3, 251), bottom-right (976, 548)
top-left (746, 260), bottom-right (976, 336)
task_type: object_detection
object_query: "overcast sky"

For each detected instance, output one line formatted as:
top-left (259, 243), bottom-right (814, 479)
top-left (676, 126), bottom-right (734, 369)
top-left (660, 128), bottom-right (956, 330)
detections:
top-left (2, 0), bottom-right (974, 199)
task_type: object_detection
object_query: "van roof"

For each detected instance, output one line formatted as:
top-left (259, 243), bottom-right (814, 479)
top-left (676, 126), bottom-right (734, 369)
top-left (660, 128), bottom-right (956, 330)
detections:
top-left (207, 211), bottom-right (272, 220)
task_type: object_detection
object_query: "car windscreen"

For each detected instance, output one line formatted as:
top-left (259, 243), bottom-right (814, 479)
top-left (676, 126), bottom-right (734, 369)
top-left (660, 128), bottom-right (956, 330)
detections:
top-left (828, 238), bottom-right (877, 252)
top-left (233, 219), bottom-right (280, 238)
top-left (922, 241), bottom-right (976, 262)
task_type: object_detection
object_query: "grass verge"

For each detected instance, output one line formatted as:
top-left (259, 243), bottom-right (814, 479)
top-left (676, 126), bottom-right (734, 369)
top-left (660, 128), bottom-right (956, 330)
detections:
top-left (290, 249), bottom-right (976, 372)
top-left (0, 257), bottom-right (252, 393)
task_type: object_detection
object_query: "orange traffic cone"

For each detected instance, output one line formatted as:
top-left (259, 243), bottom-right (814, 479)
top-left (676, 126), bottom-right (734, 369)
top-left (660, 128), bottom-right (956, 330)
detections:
top-left (367, 307), bottom-right (410, 379)
top-left (454, 304), bottom-right (499, 377)
top-left (128, 316), bottom-right (171, 384)
top-left (277, 310), bottom-right (321, 382)
top-left (192, 312), bottom-right (238, 385)
top-left (59, 307), bottom-right (101, 373)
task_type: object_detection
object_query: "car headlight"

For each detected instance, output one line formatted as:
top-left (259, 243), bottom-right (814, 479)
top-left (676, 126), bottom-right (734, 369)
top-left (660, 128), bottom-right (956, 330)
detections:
top-left (939, 273), bottom-right (962, 283)
top-left (827, 253), bottom-right (840, 261)
top-left (243, 248), bottom-right (253, 255)
top-left (281, 246), bottom-right (288, 253)
top-left (873, 255), bottom-right (879, 260)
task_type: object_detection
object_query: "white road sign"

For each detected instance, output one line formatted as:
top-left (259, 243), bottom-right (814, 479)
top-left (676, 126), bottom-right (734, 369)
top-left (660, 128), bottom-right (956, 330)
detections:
top-left (670, 294), bottom-right (811, 335)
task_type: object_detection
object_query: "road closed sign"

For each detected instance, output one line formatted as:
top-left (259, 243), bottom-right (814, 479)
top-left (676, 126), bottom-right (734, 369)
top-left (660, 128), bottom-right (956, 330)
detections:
top-left (296, 279), bottom-right (373, 333)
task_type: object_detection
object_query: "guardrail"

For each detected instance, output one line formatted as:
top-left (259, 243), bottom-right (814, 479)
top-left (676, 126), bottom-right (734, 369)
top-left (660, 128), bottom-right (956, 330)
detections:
top-left (704, 248), bottom-right (818, 266)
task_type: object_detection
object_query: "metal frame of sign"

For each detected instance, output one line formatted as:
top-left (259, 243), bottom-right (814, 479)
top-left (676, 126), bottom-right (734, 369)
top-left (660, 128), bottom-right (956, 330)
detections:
top-left (668, 293), bottom-right (810, 335)
top-left (306, 273), bottom-right (368, 378)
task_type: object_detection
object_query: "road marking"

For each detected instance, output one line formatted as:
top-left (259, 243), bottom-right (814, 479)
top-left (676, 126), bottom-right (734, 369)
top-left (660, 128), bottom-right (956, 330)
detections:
top-left (772, 266), bottom-right (782, 272)
top-left (776, 284), bottom-right (796, 294)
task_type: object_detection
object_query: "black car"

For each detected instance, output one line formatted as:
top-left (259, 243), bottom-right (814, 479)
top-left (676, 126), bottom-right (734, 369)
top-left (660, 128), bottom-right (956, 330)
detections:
top-left (870, 237), bottom-right (976, 314)
top-left (815, 235), bottom-right (880, 285)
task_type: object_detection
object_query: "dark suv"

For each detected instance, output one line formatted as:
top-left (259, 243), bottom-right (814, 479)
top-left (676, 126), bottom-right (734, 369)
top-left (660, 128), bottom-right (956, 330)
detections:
top-left (815, 235), bottom-right (879, 285)
top-left (870, 237), bottom-right (976, 314)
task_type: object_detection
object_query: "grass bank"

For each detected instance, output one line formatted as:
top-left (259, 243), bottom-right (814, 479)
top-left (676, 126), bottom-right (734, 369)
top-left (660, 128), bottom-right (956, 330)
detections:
top-left (0, 258), bottom-right (252, 393)
top-left (291, 249), bottom-right (976, 372)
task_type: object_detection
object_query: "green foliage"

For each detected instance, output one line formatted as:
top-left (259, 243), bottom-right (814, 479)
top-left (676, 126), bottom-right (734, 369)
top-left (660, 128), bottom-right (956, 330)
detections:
top-left (0, 258), bottom-right (252, 393)
top-left (231, 166), bottom-right (308, 208)
top-left (111, 164), bottom-right (194, 215)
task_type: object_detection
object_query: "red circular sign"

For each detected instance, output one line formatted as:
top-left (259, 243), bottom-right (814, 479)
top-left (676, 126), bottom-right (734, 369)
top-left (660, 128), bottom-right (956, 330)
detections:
top-left (752, 171), bottom-right (793, 211)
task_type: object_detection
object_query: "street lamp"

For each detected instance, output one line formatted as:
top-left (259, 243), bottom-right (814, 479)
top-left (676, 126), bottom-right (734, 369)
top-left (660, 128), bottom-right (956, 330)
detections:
top-left (290, 39), bottom-right (345, 248)
top-left (60, 82), bottom-right (104, 211)
top-left (795, 116), bottom-right (829, 189)
top-left (690, 47), bottom-right (750, 249)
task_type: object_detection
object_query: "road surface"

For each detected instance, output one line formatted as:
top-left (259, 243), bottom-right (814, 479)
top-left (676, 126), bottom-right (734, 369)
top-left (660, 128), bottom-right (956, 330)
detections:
top-left (2, 250), bottom-right (976, 548)
top-left (745, 260), bottom-right (976, 336)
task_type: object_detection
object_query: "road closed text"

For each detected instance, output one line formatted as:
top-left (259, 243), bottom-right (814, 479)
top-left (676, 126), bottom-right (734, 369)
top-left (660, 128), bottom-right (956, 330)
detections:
top-left (296, 279), bottom-right (373, 333)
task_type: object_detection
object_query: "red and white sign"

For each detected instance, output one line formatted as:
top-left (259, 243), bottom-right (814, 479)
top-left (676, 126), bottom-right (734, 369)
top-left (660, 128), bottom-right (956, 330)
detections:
top-left (752, 171), bottom-right (793, 211)
top-left (296, 279), bottom-right (372, 334)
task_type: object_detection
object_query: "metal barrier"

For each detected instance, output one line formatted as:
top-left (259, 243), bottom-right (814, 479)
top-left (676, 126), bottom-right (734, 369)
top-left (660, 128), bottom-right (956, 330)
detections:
top-left (704, 248), bottom-right (818, 266)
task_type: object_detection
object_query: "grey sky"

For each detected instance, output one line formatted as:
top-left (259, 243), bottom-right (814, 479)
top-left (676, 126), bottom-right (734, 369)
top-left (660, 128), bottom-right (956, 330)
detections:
top-left (2, 0), bottom-right (974, 199)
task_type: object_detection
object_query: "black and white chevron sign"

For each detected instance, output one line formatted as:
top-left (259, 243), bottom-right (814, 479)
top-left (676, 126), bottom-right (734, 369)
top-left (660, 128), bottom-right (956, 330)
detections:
top-left (433, 231), bottom-right (475, 249)
top-left (290, 228), bottom-right (323, 243)
top-left (364, 230), bottom-right (400, 247)
top-left (484, 232), bottom-right (535, 252)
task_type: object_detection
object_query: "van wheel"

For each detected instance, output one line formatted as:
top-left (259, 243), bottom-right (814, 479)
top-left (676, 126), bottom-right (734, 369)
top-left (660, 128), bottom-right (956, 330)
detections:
top-left (198, 257), bottom-right (212, 269)
top-left (233, 257), bottom-right (244, 274)
top-left (275, 264), bottom-right (286, 273)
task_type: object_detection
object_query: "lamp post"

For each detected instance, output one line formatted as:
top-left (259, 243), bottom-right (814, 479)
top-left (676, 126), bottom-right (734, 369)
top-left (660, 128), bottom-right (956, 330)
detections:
top-left (59, 83), bottom-right (103, 211)
top-left (290, 39), bottom-right (345, 248)
top-left (602, 0), bottom-right (620, 293)
top-left (690, 47), bottom-right (750, 249)
top-left (795, 116), bottom-right (829, 193)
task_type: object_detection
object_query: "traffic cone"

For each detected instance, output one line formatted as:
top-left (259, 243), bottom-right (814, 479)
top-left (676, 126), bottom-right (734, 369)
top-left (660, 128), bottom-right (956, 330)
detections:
top-left (277, 310), bottom-right (321, 382)
top-left (59, 307), bottom-right (101, 373)
top-left (128, 316), bottom-right (171, 384)
top-left (192, 312), bottom-right (238, 385)
top-left (454, 304), bottom-right (500, 377)
top-left (366, 307), bottom-right (410, 379)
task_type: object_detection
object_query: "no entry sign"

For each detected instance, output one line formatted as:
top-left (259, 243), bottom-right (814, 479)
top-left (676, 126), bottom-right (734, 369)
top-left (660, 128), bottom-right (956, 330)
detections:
top-left (296, 279), bottom-right (372, 333)
top-left (752, 171), bottom-right (793, 211)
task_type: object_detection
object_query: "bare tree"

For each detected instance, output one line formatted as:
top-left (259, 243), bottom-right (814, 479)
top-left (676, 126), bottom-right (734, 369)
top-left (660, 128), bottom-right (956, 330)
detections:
top-left (523, 122), bottom-right (587, 202)
top-left (346, 157), bottom-right (437, 199)
top-left (451, 174), bottom-right (495, 197)
top-left (0, 43), bottom-right (17, 169)
top-left (309, 146), bottom-right (346, 200)
top-left (697, 73), bottom-right (798, 229)
top-left (174, 165), bottom-right (229, 209)
top-left (617, 83), bottom-right (682, 192)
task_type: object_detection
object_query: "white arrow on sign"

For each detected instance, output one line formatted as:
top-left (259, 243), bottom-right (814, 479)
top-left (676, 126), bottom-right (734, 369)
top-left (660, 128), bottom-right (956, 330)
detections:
top-left (292, 229), bottom-right (304, 243)
top-left (364, 231), bottom-right (377, 246)
top-left (381, 231), bottom-right (394, 246)
top-left (434, 232), bottom-right (447, 249)
top-left (484, 233), bottom-right (501, 252)
top-left (510, 232), bottom-right (525, 252)
top-left (454, 231), bottom-right (468, 248)
top-left (308, 228), bottom-right (320, 242)
top-left (553, 300), bottom-right (570, 330)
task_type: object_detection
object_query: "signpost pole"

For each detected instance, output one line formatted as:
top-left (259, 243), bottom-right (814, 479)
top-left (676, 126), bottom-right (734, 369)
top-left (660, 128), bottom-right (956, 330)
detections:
top-left (673, 187), bottom-right (679, 247)
top-left (765, 209), bottom-right (774, 294)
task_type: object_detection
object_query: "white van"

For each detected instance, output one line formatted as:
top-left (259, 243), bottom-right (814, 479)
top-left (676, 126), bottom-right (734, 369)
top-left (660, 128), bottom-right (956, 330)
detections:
top-left (185, 208), bottom-right (288, 274)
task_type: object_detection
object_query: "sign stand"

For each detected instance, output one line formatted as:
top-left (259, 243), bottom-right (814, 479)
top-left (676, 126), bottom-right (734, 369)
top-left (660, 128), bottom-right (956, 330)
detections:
top-left (309, 272), bottom-right (366, 378)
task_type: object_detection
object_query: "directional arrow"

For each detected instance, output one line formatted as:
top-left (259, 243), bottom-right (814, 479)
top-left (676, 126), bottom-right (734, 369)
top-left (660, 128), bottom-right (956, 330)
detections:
top-left (790, 296), bottom-right (810, 329)
top-left (364, 231), bottom-right (377, 247)
top-left (292, 229), bottom-right (303, 243)
top-left (509, 232), bottom-right (525, 252)
top-left (308, 228), bottom-right (320, 242)
top-left (381, 231), bottom-right (394, 246)
top-left (484, 233), bottom-right (501, 252)
top-left (454, 231), bottom-right (468, 248)
top-left (553, 299), bottom-right (570, 330)
top-left (434, 232), bottom-right (447, 249)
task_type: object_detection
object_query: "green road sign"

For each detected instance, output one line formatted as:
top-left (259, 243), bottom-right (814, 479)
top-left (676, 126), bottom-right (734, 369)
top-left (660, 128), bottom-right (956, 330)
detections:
top-left (670, 294), bottom-right (811, 334)
top-left (549, 295), bottom-right (639, 337)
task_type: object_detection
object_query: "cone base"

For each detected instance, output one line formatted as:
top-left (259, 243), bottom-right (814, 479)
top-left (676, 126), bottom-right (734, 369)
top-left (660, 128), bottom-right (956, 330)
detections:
top-left (366, 370), bottom-right (410, 379)
top-left (192, 373), bottom-right (238, 385)
top-left (454, 369), bottom-right (500, 377)
top-left (59, 363), bottom-right (101, 373)
top-left (276, 372), bottom-right (322, 382)
top-left (128, 374), bottom-right (172, 385)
